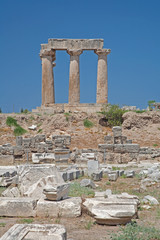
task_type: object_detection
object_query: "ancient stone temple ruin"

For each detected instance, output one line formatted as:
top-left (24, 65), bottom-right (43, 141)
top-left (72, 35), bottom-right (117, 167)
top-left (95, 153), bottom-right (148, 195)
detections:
top-left (33, 39), bottom-right (111, 113)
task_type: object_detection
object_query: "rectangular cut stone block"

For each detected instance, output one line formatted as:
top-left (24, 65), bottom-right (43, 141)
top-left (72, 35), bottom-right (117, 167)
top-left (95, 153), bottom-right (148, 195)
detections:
top-left (88, 160), bottom-right (99, 176)
top-left (36, 197), bottom-right (82, 217)
top-left (46, 39), bottom-right (104, 50)
top-left (54, 149), bottom-right (70, 160)
top-left (123, 144), bottom-right (140, 153)
top-left (0, 197), bottom-right (36, 217)
top-left (0, 155), bottom-right (14, 165)
top-left (98, 144), bottom-right (114, 151)
top-left (112, 126), bottom-right (122, 137)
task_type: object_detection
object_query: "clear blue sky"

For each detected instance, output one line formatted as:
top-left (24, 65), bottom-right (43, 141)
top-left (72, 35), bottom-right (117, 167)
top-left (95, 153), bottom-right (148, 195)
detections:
top-left (0, 0), bottom-right (160, 113)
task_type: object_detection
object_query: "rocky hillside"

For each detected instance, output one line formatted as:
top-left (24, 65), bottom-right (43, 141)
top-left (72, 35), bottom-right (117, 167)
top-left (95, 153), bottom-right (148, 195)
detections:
top-left (0, 111), bottom-right (160, 149)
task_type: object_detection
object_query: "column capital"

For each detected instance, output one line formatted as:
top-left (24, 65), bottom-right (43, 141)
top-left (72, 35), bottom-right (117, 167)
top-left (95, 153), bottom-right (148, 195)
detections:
top-left (67, 49), bottom-right (83, 56)
top-left (94, 48), bottom-right (111, 56)
top-left (40, 49), bottom-right (56, 61)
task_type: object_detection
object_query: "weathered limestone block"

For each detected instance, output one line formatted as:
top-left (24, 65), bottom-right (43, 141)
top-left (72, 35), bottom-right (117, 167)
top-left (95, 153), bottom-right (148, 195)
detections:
top-left (16, 136), bottom-right (23, 146)
top-left (80, 179), bottom-right (96, 188)
top-left (23, 138), bottom-right (31, 148)
top-left (13, 146), bottom-right (24, 156)
top-left (47, 38), bottom-right (104, 50)
top-left (54, 149), bottom-right (70, 160)
top-left (0, 197), bottom-right (36, 217)
top-left (1, 147), bottom-right (14, 155)
top-left (34, 134), bottom-right (46, 143)
top-left (32, 153), bottom-right (55, 164)
top-left (83, 196), bottom-right (138, 225)
top-left (43, 183), bottom-right (70, 201)
top-left (17, 164), bottom-right (63, 195)
top-left (36, 197), bottom-right (82, 217)
top-left (98, 144), bottom-right (114, 151)
top-left (88, 160), bottom-right (99, 176)
top-left (91, 171), bottom-right (103, 181)
top-left (1, 224), bottom-right (67, 240)
top-left (0, 155), bottom-right (14, 165)
top-left (108, 171), bottom-right (119, 181)
top-left (104, 135), bottom-right (113, 144)
top-left (24, 175), bottom-right (64, 199)
top-left (52, 135), bottom-right (71, 148)
top-left (123, 144), bottom-right (140, 153)
top-left (112, 126), bottom-right (122, 137)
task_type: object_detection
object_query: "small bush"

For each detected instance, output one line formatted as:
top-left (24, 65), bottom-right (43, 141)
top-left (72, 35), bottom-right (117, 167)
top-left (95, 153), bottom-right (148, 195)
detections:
top-left (14, 126), bottom-right (27, 136)
top-left (134, 110), bottom-right (146, 113)
top-left (69, 182), bottom-right (95, 198)
top-left (101, 104), bottom-right (126, 127)
top-left (37, 129), bottom-right (42, 133)
top-left (84, 119), bottom-right (94, 128)
top-left (153, 144), bottom-right (158, 147)
top-left (0, 108), bottom-right (2, 113)
top-left (0, 223), bottom-right (6, 227)
top-left (19, 218), bottom-right (34, 224)
top-left (111, 222), bottom-right (160, 240)
top-left (6, 117), bottom-right (18, 127)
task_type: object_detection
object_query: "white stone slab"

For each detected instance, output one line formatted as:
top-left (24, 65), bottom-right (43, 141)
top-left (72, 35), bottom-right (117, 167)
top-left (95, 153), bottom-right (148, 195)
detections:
top-left (37, 197), bottom-right (82, 218)
top-left (0, 197), bottom-right (36, 217)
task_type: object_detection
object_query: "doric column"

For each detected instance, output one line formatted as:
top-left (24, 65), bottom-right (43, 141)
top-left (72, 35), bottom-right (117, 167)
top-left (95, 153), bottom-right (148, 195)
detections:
top-left (40, 49), bottom-right (56, 106)
top-left (94, 49), bottom-right (111, 104)
top-left (67, 49), bottom-right (83, 104)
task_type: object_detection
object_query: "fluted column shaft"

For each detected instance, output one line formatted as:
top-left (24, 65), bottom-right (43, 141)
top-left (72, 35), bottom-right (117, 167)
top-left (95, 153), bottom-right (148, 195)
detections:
top-left (40, 50), bottom-right (56, 105)
top-left (95, 49), bottom-right (111, 104)
top-left (67, 49), bottom-right (83, 104)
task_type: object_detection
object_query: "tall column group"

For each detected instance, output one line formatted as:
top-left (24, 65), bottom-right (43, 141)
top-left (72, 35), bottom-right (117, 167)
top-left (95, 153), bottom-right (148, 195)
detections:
top-left (40, 48), bottom-right (110, 106)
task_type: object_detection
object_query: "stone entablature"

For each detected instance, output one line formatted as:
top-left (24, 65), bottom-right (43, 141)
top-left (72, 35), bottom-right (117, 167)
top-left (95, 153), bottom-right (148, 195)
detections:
top-left (41, 39), bottom-right (104, 50)
top-left (39, 38), bottom-right (111, 107)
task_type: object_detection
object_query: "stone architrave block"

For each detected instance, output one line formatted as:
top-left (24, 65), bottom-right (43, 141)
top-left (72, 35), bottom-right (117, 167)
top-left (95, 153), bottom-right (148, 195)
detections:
top-left (47, 39), bottom-right (104, 50)
top-left (80, 179), bottom-right (96, 188)
top-left (2, 187), bottom-right (20, 197)
top-left (0, 155), bottom-right (14, 165)
top-left (81, 153), bottom-right (95, 160)
top-left (36, 197), bottom-right (82, 218)
top-left (0, 198), bottom-right (36, 217)
top-left (1, 224), bottom-right (67, 240)
top-left (88, 160), bottom-right (99, 176)
top-left (112, 126), bottom-right (122, 137)
top-left (98, 144), bottom-right (114, 151)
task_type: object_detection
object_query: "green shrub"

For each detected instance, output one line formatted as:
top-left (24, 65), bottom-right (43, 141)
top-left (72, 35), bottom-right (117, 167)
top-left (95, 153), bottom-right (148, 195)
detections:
top-left (14, 126), bottom-right (27, 136)
top-left (83, 119), bottom-right (94, 128)
top-left (101, 104), bottom-right (126, 127)
top-left (0, 108), bottom-right (2, 113)
top-left (111, 222), bottom-right (160, 240)
top-left (134, 110), bottom-right (146, 113)
top-left (69, 182), bottom-right (95, 198)
top-left (18, 218), bottom-right (34, 224)
top-left (6, 117), bottom-right (18, 127)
